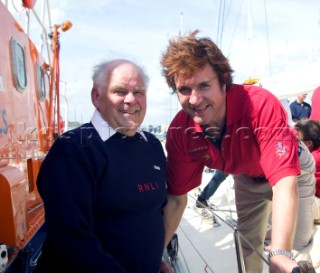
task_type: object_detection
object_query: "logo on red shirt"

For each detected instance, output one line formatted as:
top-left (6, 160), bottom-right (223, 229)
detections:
top-left (274, 142), bottom-right (289, 158)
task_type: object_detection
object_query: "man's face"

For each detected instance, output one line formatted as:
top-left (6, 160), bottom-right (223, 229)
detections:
top-left (175, 64), bottom-right (226, 128)
top-left (92, 63), bottom-right (146, 136)
top-left (298, 93), bottom-right (307, 101)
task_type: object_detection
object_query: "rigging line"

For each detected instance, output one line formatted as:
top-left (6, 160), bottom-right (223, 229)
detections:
top-left (227, 0), bottom-right (245, 55)
top-left (187, 193), bottom-right (235, 229)
top-left (218, 0), bottom-right (226, 47)
top-left (187, 193), bottom-right (270, 266)
top-left (263, 0), bottom-right (271, 76)
top-left (226, 179), bottom-right (236, 220)
top-left (216, 0), bottom-right (231, 46)
top-left (177, 224), bottom-right (215, 273)
top-left (222, 0), bottom-right (232, 25)
top-left (176, 244), bottom-right (191, 273)
top-left (237, 228), bottom-right (270, 266)
top-left (11, 0), bottom-right (23, 13)
top-left (215, 0), bottom-right (222, 45)
top-left (220, 0), bottom-right (234, 41)
top-left (211, 208), bottom-right (237, 213)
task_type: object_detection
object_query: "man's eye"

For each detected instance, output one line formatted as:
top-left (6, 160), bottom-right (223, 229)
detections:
top-left (134, 90), bottom-right (145, 96)
top-left (199, 83), bottom-right (210, 90)
top-left (178, 87), bottom-right (191, 95)
top-left (114, 89), bottom-right (127, 95)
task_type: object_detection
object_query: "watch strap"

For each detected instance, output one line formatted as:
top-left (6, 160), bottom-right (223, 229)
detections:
top-left (268, 249), bottom-right (294, 261)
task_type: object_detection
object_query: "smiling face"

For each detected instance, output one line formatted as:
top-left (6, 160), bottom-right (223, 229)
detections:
top-left (91, 62), bottom-right (146, 136)
top-left (175, 63), bottom-right (227, 129)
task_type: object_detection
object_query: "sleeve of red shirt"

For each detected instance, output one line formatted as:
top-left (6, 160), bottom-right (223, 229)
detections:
top-left (251, 91), bottom-right (301, 186)
top-left (165, 114), bottom-right (205, 195)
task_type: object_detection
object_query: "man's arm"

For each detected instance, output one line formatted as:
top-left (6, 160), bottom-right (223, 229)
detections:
top-left (269, 175), bottom-right (299, 272)
top-left (163, 194), bottom-right (188, 247)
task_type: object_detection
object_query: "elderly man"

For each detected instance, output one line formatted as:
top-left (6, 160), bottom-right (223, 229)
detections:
top-left (35, 59), bottom-right (173, 273)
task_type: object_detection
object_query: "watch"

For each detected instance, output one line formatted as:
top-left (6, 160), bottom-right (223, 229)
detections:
top-left (268, 249), bottom-right (294, 261)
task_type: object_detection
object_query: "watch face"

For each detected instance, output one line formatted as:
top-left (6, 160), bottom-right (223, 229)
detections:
top-left (292, 267), bottom-right (301, 273)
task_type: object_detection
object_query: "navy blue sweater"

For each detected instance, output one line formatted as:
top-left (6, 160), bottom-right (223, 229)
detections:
top-left (36, 123), bottom-right (167, 273)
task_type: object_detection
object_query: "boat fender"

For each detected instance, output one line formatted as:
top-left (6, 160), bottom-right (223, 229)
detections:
top-left (22, 0), bottom-right (37, 9)
top-left (0, 244), bottom-right (8, 273)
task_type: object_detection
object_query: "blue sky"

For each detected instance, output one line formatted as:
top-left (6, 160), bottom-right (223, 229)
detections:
top-left (9, 0), bottom-right (320, 126)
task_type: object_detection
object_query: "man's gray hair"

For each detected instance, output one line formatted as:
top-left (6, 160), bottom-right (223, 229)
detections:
top-left (92, 59), bottom-right (150, 90)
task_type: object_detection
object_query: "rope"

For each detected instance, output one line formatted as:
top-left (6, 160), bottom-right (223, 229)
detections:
top-left (187, 193), bottom-right (235, 229)
top-left (215, 0), bottom-right (233, 48)
top-left (177, 224), bottom-right (215, 273)
top-left (227, 0), bottom-right (245, 55)
top-left (11, 0), bottom-right (24, 13)
top-left (187, 193), bottom-right (270, 266)
top-left (176, 243), bottom-right (191, 273)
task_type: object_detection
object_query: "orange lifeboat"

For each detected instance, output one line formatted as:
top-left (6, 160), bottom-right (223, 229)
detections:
top-left (22, 0), bottom-right (37, 9)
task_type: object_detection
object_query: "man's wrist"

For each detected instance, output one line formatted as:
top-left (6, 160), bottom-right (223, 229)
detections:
top-left (268, 249), bottom-right (294, 261)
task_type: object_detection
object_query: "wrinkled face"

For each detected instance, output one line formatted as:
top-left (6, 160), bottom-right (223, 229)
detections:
top-left (175, 64), bottom-right (226, 128)
top-left (92, 63), bottom-right (146, 136)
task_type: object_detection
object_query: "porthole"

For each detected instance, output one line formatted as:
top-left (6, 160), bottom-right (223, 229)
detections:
top-left (11, 37), bottom-right (27, 93)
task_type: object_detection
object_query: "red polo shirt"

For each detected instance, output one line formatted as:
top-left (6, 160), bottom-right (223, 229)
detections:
top-left (310, 86), bottom-right (320, 120)
top-left (166, 84), bottom-right (301, 195)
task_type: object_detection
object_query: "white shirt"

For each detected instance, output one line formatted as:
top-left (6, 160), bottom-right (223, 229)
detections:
top-left (90, 109), bottom-right (147, 142)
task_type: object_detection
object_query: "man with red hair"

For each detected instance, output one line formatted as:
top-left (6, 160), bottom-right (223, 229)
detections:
top-left (160, 30), bottom-right (316, 273)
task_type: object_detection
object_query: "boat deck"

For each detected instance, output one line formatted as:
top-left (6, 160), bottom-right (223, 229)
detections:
top-left (174, 172), bottom-right (320, 273)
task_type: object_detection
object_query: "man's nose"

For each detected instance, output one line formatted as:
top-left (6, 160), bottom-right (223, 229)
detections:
top-left (189, 89), bottom-right (202, 105)
top-left (124, 92), bottom-right (135, 103)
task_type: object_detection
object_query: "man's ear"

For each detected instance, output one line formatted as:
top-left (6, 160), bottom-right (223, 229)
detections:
top-left (91, 86), bottom-right (99, 109)
top-left (304, 140), bottom-right (314, 151)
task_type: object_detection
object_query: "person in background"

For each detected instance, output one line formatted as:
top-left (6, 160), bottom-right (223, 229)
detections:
top-left (160, 30), bottom-right (316, 273)
top-left (35, 59), bottom-right (173, 273)
top-left (196, 169), bottom-right (228, 208)
top-left (289, 93), bottom-right (312, 123)
top-left (310, 86), bottom-right (320, 121)
top-left (279, 98), bottom-right (294, 127)
top-left (294, 119), bottom-right (320, 223)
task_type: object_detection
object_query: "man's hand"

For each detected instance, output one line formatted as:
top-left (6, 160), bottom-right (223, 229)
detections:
top-left (159, 260), bottom-right (175, 273)
top-left (269, 255), bottom-right (298, 273)
top-left (296, 260), bottom-right (316, 273)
